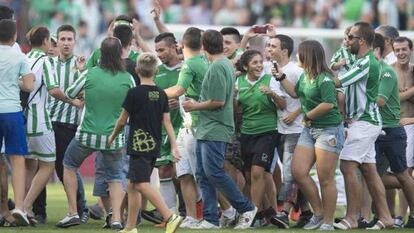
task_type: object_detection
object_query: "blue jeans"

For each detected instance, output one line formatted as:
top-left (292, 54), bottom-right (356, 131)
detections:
top-left (196, 140), bottom-right (254, 225)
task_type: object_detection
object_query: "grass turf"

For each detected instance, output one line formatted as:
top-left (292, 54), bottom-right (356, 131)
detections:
top-left (1, 183), bottom-right (409, 232)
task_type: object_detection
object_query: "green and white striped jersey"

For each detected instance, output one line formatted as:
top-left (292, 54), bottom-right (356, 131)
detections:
top-left (65, 66), bottom-right (135, 150)
top-left (47, 55), bottom-right (80, 125)
top-left (329, 46), bottom-right (356, 76)
top-left (339, 51), bottom-right (381, 125)
top-left (25, 49), bottom-right (58, 136)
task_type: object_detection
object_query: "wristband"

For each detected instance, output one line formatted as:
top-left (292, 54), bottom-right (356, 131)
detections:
top-left (275, 73), bottom-right (286, 81)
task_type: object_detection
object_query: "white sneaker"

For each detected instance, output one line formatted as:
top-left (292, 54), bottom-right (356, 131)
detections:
top-left (189, 220), bottom-right (220, 229)
top-left (234, 206), bottom-right (258, 229)
top-left (180, 216), bottom-right (199, 228)
top-left (11, 209), bottom-right (29, 226)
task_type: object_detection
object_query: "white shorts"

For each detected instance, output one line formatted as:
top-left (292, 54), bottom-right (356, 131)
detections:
top-left (27, 132), bottom-right (56, 162)
top-left (340, 121), bottom-right (381, 164)
top-left (176, 128), bottom-right (197, 177)
top-left (404, 124), bottom-right (414, 168)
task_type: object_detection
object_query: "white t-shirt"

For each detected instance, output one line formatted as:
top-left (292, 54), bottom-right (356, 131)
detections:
top-left (276, 62), bottom-right (304, 134)
top-left (384, 52), bottom-right (397, 65)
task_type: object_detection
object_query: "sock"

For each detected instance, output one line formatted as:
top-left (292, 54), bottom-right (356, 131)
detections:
top-left (159, 178), bottom-right (177, 212)
top-left (222, 207), bottom-right (236, 218)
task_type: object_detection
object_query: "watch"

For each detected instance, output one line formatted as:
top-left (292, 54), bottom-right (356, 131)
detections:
top-left (275, 73), bottom-right (286, 81)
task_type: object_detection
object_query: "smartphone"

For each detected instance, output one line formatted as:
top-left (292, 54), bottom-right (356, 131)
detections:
top-left (253, 25), bottom-right (267, 34)
top-left (272, 60), bottom-right (279, 73)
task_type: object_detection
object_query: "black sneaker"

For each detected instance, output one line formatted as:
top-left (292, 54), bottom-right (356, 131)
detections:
top-left (88, 204), bottom-right (104, 220)
top-left (367, 217), bottom-right (378, 228)
top-left (270, 211), bottom-right (289, 229)
top-left (34, 215), bottom-right (47, 224)
top-left (80, 211), bottom-right (89, 224)
top-left (110, 221), bottom-right (123, 230)
top-left (405, 216), bottom-right (414, 228)
top-left (141, 209), bottom-right (163, 224)
top-left (102, 211), bottom-right (112, 229)
top-left (56, 214), bottom-right (80, 228)
top-left (292, 210), bottom-right (312, 228)
top-left (358, 217), bottom-right (371, 229)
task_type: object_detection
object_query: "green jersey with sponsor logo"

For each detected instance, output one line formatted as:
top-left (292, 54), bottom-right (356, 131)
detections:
top-left (378, 60), bottom-right (400, 128)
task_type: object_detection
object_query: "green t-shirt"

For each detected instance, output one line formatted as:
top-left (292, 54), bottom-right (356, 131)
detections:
top-left (177, 54), bottom-right (209, 128)
top-left (66, 66), bottom-right (135, 150)
top-left (295, 72), bottom-right (342, 128)
top-left (196, 58), bottom-right (235, 143)
top-left (339, 51), bottom-right (381, 125)
top-left (154, 63), bottom-right (183, 133)
top-left (237, 74), bottom-right (278, 134)
top-left (86, 48), bottom-right (139, 69)
top-left (378, 60), bottom-right (400, 128)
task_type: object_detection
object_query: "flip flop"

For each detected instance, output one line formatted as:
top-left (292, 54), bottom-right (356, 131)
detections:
top-left (366, 220), bottom-right (390, 230)
top-left (333, 219), bottom-right (354, 230)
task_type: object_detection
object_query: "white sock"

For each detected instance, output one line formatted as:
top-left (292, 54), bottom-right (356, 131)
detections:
top-left (222, 207), bottom-right (236, 218)
top-left (159, 178), bottom-right (177, 212)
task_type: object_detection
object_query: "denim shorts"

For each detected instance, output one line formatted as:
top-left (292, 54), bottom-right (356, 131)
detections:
top-left (297, 125), bottom-right (345, 154)
top-left (0, 112), bottom-right (28, 156)
top-left (63, 139), bottom-right (123, 182)
top-left (93, 152), bottom-right (129, 196)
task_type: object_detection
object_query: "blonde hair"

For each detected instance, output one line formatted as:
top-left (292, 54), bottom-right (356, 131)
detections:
top-left (136, 52), bottom-right (158, 78)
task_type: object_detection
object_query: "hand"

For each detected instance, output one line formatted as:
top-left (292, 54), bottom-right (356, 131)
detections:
top-left (400, 117), bottom-right (414, 126)
top-left (76, 56), bottom-right (86, 72)
top-left (172, 147), bottom-right (181, 162)
top-left (107, 134), bottom-right (115, 146)
top-left (151, 0), bottom-right (161, 21)
top-left (400, 87), bottom-right (408, 92)
top-left (70, 99), bottom-right (84, 109)
top-left (182, 98), bottom-right (196, 112)
top-left (132, 18), bottom-right (141, 35)
top-left (266, 24), bottom-right (277, 37)
top-left (168, 98), bottom-right (179, 109)
top-left (244, 27), bottom-right (258, 40)
top-left (77, 90), bottom-right (85, 101)
top-left (259, 85), bottom-right (274, 96)
top-left (107, 20), bottom-right (115, 37)
top-left (282, 112), bottom-right (298, 125)
top-left (271, 67), bottom-right (282, 79)
top-left (339, 58), bottom-right (347, 66)
top-left (303, 119), bottom-right (311, 128)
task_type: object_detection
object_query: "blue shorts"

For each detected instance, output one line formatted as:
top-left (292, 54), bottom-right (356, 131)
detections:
top-left (93, 152), bottom-right (128, 196)
top-left (63, 139), bottom-right (123, 183)
top-left (0, 112), bottom-right (28, 156)
top-left (375, 127), bottom-right (408, 175)
top-left (297, 125), bottom-right (344, 154)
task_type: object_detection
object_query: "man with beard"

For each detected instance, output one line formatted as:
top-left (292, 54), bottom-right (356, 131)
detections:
top-left (333, 22), bottom-right (393, 230)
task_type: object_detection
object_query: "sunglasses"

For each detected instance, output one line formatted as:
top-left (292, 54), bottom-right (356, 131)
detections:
top-left (347, 34), bottom-right (361, 41)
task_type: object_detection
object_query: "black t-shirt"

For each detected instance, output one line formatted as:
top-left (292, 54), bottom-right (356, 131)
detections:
top-left (123, 85), bottom-right (169, 157)
top-left (124, 58), bottom-right (140, 85)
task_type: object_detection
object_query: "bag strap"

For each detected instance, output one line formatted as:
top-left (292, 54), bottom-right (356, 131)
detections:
top-left (23, 55), bottom-right (47, 111)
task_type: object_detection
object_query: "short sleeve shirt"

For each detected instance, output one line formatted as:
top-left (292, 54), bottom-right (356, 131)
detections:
top-left (123, 85), bottom-right (169, 157)
top-left (378, 60), bottom-right (400, 128)
top-left (295, 72), bottom-right (342, 128)
top-left (196, 58), bottom-right (235, 143)
top-left (0, 45), bottom-right (32, 113)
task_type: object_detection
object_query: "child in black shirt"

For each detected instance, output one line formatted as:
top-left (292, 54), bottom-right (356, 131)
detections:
top-left (108, 53), bottom-right (182, 233)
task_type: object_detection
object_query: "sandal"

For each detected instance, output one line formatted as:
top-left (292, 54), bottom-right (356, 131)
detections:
top-left (0, 215), bottom-right (17, 227)
top-left (333, 219), bottom-right (356, 230)
top-left (366, 220), bottom-right (391, 230)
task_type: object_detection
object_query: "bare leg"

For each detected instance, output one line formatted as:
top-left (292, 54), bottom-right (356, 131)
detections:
top-left (339, 160), bottom-right (361, 227)
top-left (250, 165), bottom-right (266, 209)
top-left (108, 182), bottom-right (124, 222)
top-left (135, 183), bottom-right (172, 221)
top-left (9, 155), bottom-right (26, 210)
top-left (63, 167), bottom-right (78, 215)
top-left (124, 182), bottom-right (142, 230)
top-left (24, 161), bottom-right (55, 213)
top-left (179, 175), bottom-right (197, 219)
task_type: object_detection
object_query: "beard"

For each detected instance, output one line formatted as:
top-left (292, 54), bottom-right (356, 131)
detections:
top-left (349, 43), bottom-right (359, 55)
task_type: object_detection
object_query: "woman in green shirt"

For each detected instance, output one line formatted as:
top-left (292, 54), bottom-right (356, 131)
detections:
top-left (235, 50), bottom-right (286, 217)
top-left (276, 40), bottom-right (344, 230)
